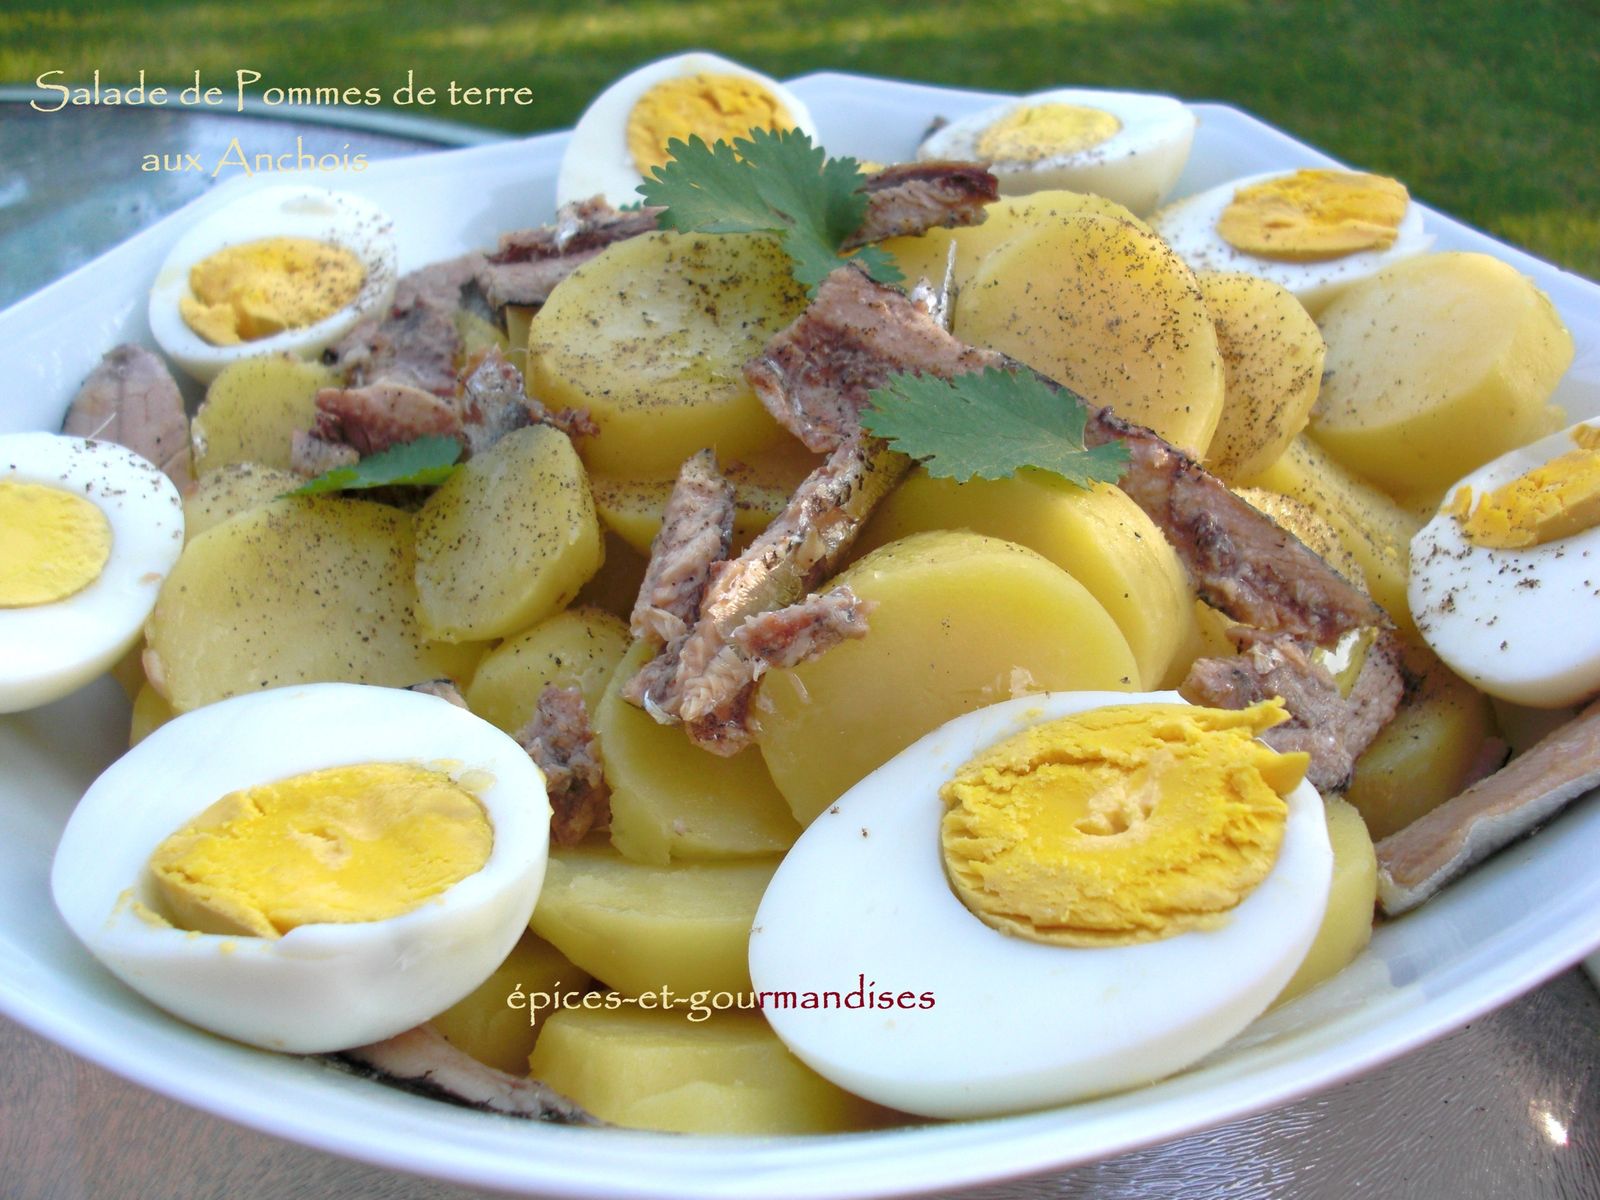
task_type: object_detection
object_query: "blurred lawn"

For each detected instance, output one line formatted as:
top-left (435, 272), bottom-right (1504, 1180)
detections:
top-left (4, 0), bottom-right (1595, 277)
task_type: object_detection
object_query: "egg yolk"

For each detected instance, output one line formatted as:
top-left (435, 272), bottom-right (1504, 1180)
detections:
top-left (940, 700), bottom-right (1305, 947)
top-left (147, 762), bottom-right (492, 939)
top-left (976, 103), bottom-right (1122, 162)
top-left (0, 480), bottom-right (112, 608)
top-left (626, 73), bottom-right (793, 176)
top-left (1216, 169), bottom-right (1409, 262)
top-left (1450, 425), bottom-right (1600, 549)
top-left (179, 237), bottom-right (365, 346)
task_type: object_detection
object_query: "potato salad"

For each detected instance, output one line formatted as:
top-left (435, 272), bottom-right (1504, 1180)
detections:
top-left (20, 51), bottom-right (1595, 1138)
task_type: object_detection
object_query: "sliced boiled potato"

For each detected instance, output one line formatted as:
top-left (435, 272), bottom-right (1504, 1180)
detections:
top-left (529, 843), bottom-right (777, 997)
top-left (454, 308), bottom-right (509, 359)
top-left (591, 471), bottom-right (787, 558)
top-left (1391, 482), bottom-right (1451, 526)
top-left (598, 642), bottom-right (799, 865)
top-left (528, 231), bottom-right (806, 478)
top-left (1489, 696), bottom-right (1581, 758)
top-left (590, 437), bottom-right (819, 561)
top-left (109, 641), bottom-right (147, 701)
top-left (955, 212), bottom-right (1225, 456)
top-left (1311, 252), bottom-right (1572, 495)
top-left (463, 607), bottom-right (629, 735)
top-left (726, 433), bottom-right (826, 491)
top-left (1245, 435), bottom-right (1421, 638)
top-left (191, 354), bottom-right (334, 476)
top-left (574, 531), bottom-right (650, 621)
top-left (504, 304), bottom-right (536, 377)
top-left (1198, 270), bottom-right (1326, 482)
top-left (855, 470), bottom-right (1198, 689)
top-left (1232, 488), bottom-right (1365, 588)
top-left (880, 189), bottom-right (1151, 291)
top-left (1273, 794), bottom-right (1376, 1006)
top-left (429, 931), bottom-right (590, 1075)
top-left (145, 497), bottom-right (479, 712)
top-left (129, 682), bottom-right (176, 747)
top-left (1346, 649), bottom-right (1497, 841)
top-left (183, 463), bottom-right (301, 542)
top-left (528, 1007), bottom-right (891, 1134)
top-left (758, 531), bottom-right (1139, 825)
top-left (414, 425), bottom-right (603, 642)
top-left (1191, 599), bottom-right (1236, 659)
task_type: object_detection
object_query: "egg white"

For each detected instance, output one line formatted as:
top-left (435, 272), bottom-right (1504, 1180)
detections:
top-left (917, 88), bottom-right (1196, 216)
top-left (555, 52), bottom-right (820, 209)
top-left (1409, 418), bottom-right (1600, 707)
top-left (148, 186), bottom-right (398, 384)
top-left (51, 683), bottom-right (551, 1054)
top-left (1150, 169), bottom-right (1432, 313)
top-left (0, 432), bottom-right (184, 714)
top-left (749, 690), bottom-right (1332, 1120)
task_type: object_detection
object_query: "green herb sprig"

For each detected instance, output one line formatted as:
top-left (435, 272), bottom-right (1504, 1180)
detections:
top-left (638, 127), bottom-right (903, 297)
top-left (860, 368), bottom-right (1130, 487)
top-left (291, 435), bottom-right (462, 496)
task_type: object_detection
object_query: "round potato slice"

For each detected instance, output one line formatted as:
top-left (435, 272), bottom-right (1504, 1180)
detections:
top-left (1345, 649), bottom-right (1496, 841)
top-left (463, 606), bottom-right (629, 735)
top-left (592, 472), bottom-right (789, 558)
top-left (955, 213), bottom-right (1225, 457)
top-left (856, 469), bottom-right (1198, 690)
top-left (414, 425), bottom-right (603, 643)
top-left (1245, 435), bottom-right (1421, 638)
top-left (191, 354), bottom-right (334, 476)
top-left (1311, 252), bottom-right (1572, 495)
top-left (529, 842), bottom-right (777, 997)
top-left (528, 1006), bottom-right (887, 1135)
top-left (129, 682), bottom-right (176, 747)
top-left (528, 231), bottom-right (807, 478)
top-left (1198, 270), bottom-right (1326, 482)
top-left (574, 531), bottom-right (650, 621)
top-left (757, 530), bottom-right (1139, 825)
top-left (880, 189), bottom-right (1152, 291)
top-left (183, 463), bottom-right (302, 543)
top-left (430, 931), bottom-right (589, 1073)
top-left (598, 642), bottom-right (799, 865)
top-left (1272, 794), bottom-right (1376, 1006)
top-left (145, 496), bottom-right (479, 712)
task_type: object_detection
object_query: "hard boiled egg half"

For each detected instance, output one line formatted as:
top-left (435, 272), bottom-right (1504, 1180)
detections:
top-left (556, 51), bottom-right (819, 208)
top-left (916, 88), bottom-right (1196, 215)
top-left (749, 691), bottom-right (1331, 1120)
top-left (1, 432), bottom-right (183, 713)
top-left (148, 186), bottom-right (398, 383)
top-left (1151, 168), bottom-right (1432, 313)
top-left (1410, 418), bottom-right (1600, 707)
top-left (52, 683), bottom-right (550, 1053)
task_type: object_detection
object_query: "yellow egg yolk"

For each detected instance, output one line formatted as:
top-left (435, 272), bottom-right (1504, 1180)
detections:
top-left (976, 103), bottom-right (1122, 162)
top-left (179, 237), bottom-right (365, 346)
top-left (1449, 425), bottom-right (1600, 549)
top-left (1216, 169), bottom-right (1409, 262)
top-left (147, 762), bottom-right (492, 939)
top-left (0, 480), bottom-right (112, 608)
top-left (626, 73), bottom-right (793, 176)
top-left (940, 700), bottom-right (1305, 947)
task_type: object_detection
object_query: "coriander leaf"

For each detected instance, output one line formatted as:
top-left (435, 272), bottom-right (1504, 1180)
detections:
top-left (860, 368), bottom-right (1130, 488)
top-left (842, 243), bottom-right (904, 291)
top-left (291, 435), bottom-right (462, 496)
top-left (640, 134), bottom-right (780, 234)
top-left (638, 127), bottom-right (903, 296)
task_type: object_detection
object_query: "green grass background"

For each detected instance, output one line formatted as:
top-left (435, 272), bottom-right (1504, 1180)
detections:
top-left (4, 0), bottom-right (1596, 277)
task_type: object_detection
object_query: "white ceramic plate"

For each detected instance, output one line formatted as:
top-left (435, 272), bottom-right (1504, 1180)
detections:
top-left (2, 71), bottom-right (1597, 1200)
